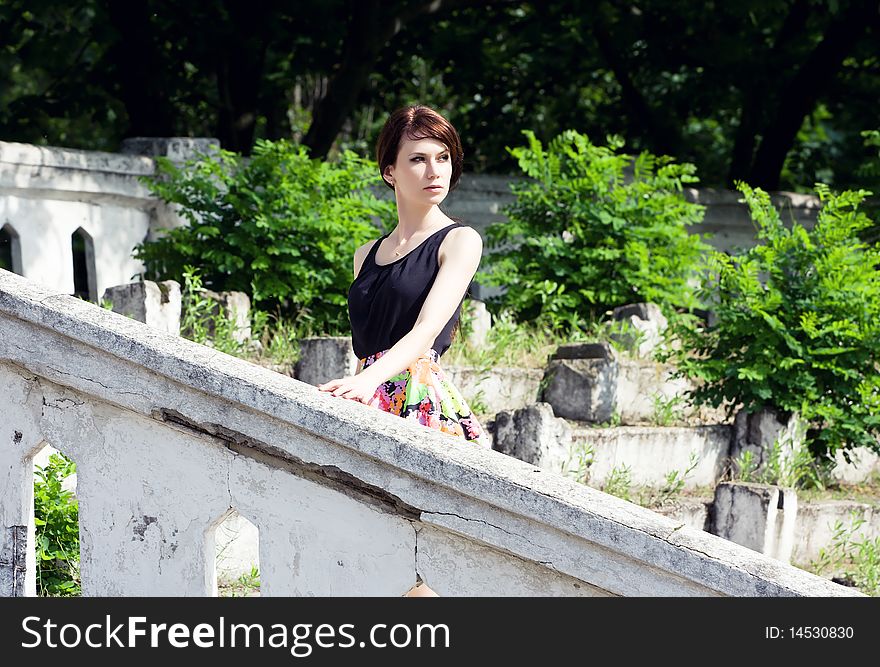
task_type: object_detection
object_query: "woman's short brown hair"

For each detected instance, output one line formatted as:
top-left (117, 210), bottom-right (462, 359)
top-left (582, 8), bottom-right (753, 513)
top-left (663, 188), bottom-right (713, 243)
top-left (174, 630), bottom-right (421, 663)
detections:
top-left (375, 105), bottom-right (464, 191)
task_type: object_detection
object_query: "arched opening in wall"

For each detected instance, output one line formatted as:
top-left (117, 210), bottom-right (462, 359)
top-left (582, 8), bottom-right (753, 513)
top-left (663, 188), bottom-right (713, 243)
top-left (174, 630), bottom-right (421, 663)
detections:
top-left (31, 443), bottom-right (81, 597)
top-left (210, 509), bottom-right (260, 597)
top-left (0, 223), bottom-right (22, 274)
top-left (71, 227), bottom-right (97, 302)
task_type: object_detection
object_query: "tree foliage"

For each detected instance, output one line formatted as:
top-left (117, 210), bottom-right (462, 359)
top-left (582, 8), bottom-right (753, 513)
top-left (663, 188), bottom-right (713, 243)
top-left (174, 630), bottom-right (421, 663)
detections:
top-left (671, 182), bottom-right (880, 461)
top-left (479, 129), bottom-right (709, 330)
top-left (133, 140), bottom-right (396, 333)
top-left (34, 452), bottom-right (80, 597)
top-left (2, 1), bottom-right (878, 192)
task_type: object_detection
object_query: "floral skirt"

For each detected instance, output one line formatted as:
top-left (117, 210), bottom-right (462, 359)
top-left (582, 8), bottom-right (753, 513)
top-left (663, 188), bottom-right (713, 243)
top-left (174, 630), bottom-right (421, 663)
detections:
top-left (358, 349), bottom-right (491, 448)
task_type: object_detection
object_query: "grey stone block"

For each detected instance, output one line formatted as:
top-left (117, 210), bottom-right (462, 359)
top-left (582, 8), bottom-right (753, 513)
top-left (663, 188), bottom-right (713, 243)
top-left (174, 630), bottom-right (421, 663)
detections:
top-left (463, 299), bottom-right (491, 348)
top-left (710, 481), bottom-right (798, 563)
top-left (492, 403), bottom-right (572, 472)
top-left (295, 336), bottom-right (358, 386)
top-left (541, 357), bottom-right (618, 422)
top-left (830, 447), bottom-right (880, 484)
top-left (119, 137), bottom-right (220, 161)
top-left (194, 288), bottom-right (252, 344)
top-left (102, 280), bottom-right (181, 336)
top-left (730, 407), bottom-right (806, 475)
top-left (792, 500), bottom-right (880, 565)
top-left (612, 302), bottom-right (665, 322)
top-left (609, 302), bottom-right (668, 358)
top-left (444, 365), bottom-right (543, 416)
top-left (551, 341), bottom-right (617, 361)
top-left (570, 424), bottom-right (731, 489)
top-left (654, 497), bottom-right (712, 533)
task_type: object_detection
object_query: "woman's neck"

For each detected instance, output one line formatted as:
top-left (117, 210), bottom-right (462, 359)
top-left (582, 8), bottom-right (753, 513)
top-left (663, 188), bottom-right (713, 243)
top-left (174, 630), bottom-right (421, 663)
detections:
top-left (392, 198), bottom-right (448, 241)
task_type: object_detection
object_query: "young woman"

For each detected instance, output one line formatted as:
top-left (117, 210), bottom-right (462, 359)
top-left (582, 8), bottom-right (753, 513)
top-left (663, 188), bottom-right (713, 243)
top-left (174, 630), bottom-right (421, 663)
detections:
top-left (318, 104), bottom-right (491, 450)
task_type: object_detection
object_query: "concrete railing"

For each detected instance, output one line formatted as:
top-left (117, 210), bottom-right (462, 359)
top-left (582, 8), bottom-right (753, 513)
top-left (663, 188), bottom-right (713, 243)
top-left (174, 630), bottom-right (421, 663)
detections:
top-left (0, 269), bottom-right (861, 596)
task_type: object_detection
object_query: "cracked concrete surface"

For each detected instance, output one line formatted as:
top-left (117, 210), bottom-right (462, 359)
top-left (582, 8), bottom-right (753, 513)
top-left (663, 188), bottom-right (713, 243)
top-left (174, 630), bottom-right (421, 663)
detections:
top-left (0, 268), bottom-right (866, 597)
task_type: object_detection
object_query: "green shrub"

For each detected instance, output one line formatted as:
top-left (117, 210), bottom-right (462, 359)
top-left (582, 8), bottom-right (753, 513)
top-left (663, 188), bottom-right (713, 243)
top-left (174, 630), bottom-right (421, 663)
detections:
top-left (178, 265), bottom-right (247, 355)
top-left (34, 452), bottom-right (80, 597)
top-left (134, 139), bottom-right (396, 334)
top-left (809, 509), bottom-right (879, 596)
top-left (219, 564), bottom-right (261, 598)
top-left (670, 182), bottom-right (880, 463)
top-left (562, 441), bottom-right (596, 485)
top-left (856, 130), bottom-right (880, 243)
top-left (177, 265), bottom-right (303, 368)
top-left (479, 129), bottom-right (710, 331)
top-left (856, 130), bottom-right (880, 187)
top-left (602, 465), bottom-right (632, 501)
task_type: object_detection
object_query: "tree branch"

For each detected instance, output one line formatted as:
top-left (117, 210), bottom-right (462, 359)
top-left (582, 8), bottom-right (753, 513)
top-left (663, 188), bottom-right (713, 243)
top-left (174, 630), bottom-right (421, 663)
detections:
top-left (748, 0), bottom-right (880, 189)
top-left (727, 0), bottom-right (812, 185)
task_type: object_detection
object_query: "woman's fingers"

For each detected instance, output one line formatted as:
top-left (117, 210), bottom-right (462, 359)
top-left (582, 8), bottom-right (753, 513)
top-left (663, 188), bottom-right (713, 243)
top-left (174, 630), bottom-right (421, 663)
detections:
top-left (319, 377), bottom-right (375, 405)
top-left (332, 383), bottom-right (352, 397)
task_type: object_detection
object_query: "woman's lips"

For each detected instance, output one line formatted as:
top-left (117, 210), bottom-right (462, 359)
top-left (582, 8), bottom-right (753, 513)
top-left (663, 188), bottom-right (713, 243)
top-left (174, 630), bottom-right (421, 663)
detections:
top-left (424, 186), bottom-right (444, 191)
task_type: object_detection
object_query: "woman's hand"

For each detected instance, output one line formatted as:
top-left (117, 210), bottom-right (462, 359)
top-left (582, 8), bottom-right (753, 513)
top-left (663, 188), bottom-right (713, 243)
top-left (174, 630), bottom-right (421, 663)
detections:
top-left (317, 373), bottom-right (379, 404)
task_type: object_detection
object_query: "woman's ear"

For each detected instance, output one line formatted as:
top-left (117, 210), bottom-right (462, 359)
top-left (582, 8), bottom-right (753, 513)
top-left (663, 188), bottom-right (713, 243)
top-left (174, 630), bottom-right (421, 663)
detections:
top-left (383, 166), bottom-right (394, 186)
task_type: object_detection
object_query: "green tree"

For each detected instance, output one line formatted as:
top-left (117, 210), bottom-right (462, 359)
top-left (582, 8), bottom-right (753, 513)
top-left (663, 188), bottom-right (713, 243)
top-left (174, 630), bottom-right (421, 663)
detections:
top-left (480, 129), bottom-right (709, 330)
top-left (671, 182), bottom-right (880, 462)
top-left (134, 139), bottom-right (396, 333)
top-left (3, 0), bottom-right (878, 193)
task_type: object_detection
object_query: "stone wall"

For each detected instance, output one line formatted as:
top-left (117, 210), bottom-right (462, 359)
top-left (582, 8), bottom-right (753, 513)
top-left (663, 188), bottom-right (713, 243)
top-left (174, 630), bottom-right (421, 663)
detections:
top-left (0, 139), bottom-right (212, 302)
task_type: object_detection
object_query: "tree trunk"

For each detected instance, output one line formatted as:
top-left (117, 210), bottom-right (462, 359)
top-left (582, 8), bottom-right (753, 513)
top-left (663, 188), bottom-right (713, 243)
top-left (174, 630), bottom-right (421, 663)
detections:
top-left (214, 0), bottom-right (271, 153)
top-left (727, 0), bottom-right (812, 186)
top-left (302, 0), bottom-right (387, 159)
top-left (592, 2), bottom-right (682, 158)
top-left (748, 0), bottom-right (879, 190)
top-left (105, 0), bottom-right (176, 138)
top-left (303, 0), bottom-right (518, 160)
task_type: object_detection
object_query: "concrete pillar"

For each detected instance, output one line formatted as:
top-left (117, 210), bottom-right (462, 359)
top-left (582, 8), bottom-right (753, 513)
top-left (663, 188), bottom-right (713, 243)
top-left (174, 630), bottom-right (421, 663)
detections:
top-left (462, 299), bottom-right (491, 348)
top-left (730, 407), bottom-right (806, 478)
top-left (178, 288), bottom-right (251, 345)
top-left (102, 280), bottom-right (182, 335)
top-left (541, 342), bottom-right (618, 422)
top-left (493, 403), bottom-right (572, 472)
top-left (710, 481), bottom-right (798, 563)
top-left (609, 302), bottom-right (668, 358)
top-left (295, 337), bottom-right (358, 386)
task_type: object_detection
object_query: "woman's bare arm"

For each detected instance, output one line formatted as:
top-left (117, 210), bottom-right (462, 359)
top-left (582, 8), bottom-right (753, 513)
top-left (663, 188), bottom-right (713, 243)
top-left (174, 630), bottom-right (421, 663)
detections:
top-left (319, 226), bottom-right (482, 401)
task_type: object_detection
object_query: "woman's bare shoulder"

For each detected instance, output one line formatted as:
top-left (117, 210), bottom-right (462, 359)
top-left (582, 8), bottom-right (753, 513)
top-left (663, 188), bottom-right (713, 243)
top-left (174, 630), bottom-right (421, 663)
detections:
top-left (355, 237), bottom-right (381, 257)
top-left (443, 224), bottom-right (482, 251)
top-left (448, 223), bottom-right (481, 239)
top-left (437, 224), bottom-right (482, 269)
top-left (353, 237), bottom-right (382, 279)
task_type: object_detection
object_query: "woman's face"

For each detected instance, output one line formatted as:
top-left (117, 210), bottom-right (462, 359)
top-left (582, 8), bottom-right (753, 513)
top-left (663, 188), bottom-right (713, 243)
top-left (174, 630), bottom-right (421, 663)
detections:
top-left (385, 136), bottom-right (452, 204)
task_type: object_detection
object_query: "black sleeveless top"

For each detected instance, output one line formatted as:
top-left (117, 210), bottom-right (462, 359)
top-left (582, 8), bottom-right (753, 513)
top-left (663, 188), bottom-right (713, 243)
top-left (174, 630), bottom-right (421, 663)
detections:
top-left (347, 222), bottom-right (467, 360)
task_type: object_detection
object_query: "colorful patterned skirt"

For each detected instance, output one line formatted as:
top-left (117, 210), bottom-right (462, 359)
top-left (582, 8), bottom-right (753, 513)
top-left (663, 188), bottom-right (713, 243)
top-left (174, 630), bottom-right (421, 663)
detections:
top-left (358, 349), bottom-right (491, 448)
